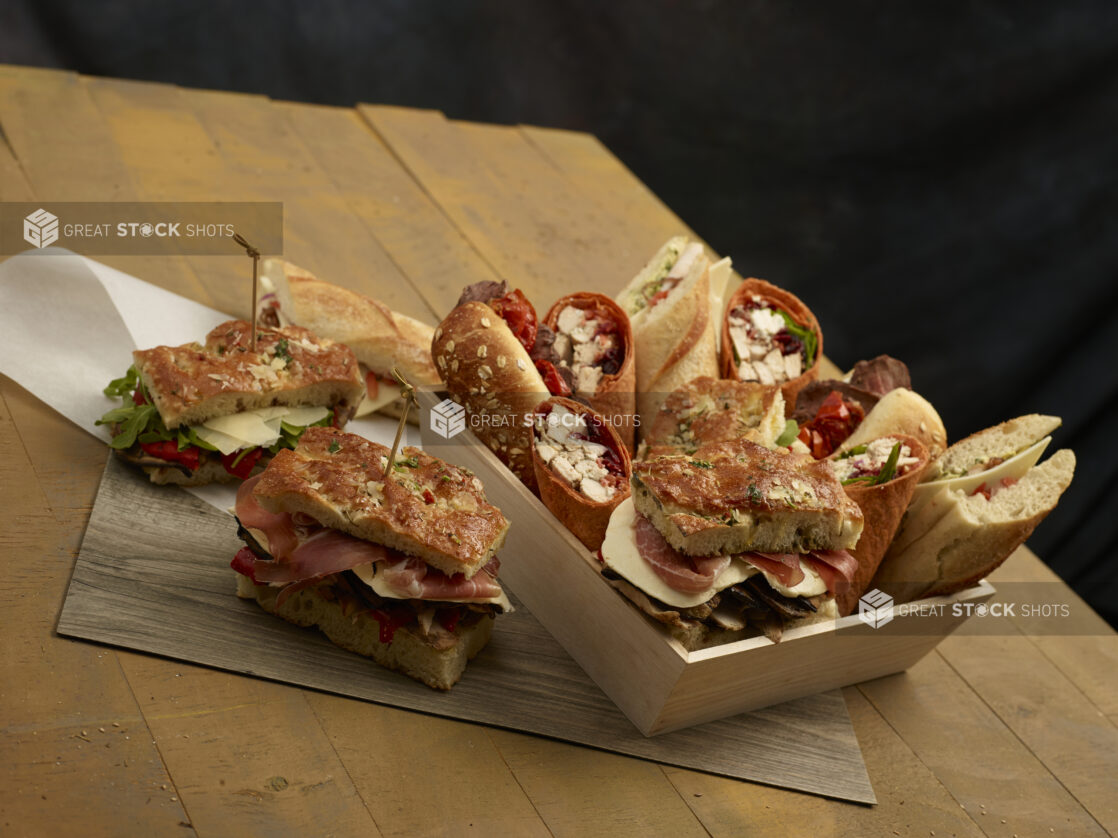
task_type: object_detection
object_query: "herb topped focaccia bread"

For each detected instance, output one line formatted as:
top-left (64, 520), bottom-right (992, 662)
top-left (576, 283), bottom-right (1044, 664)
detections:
top-left (253, 428), bottom-right (509, 579)
top-left (233, 428), bottom-right (512, 690)
top-left (631, 438), bottom-right (864, 556)
top-left (642, 376), bottom-right (791, 455)
top-left (98, 319), bottom-right (365, 485)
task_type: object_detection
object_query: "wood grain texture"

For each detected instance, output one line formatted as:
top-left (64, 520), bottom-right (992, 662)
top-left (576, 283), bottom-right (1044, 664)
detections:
top-left (0, 387), bottom-right (192, 837)
top-left (990, 547), bottom-right (1118, 718)
top-left (280, 101), bottom-right (502, 321)
top-left (662, 688), bottom-right (987, 838)
top-left (0, 66), bottom-right (203, 298)
top-left (859, 651), bottom-right (1111, 836)
top-left (57, 455), bottom-right (874, 802)
top-left (173, 87), bottom-right (432, 323)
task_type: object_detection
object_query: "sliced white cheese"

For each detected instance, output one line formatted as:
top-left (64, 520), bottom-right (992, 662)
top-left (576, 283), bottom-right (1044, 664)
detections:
top-left (278, 405), bottom-right (330, 427)
top-left (763, 562), bottom-right (828, 598)
top-left (907, 436), bottom-right (1051, 516)
top-left (193, 404), bottom-right (334, 455)
top-left (354, 379), bottom-right (402, 417)
top-left (350, 562), bottom-right (513, 611)
top-left (601, 498), bottom-right (756, 609)
top-left (194, 425), bottom-right (250, 456)
top-left (203, 411), bottom-right (282, 448)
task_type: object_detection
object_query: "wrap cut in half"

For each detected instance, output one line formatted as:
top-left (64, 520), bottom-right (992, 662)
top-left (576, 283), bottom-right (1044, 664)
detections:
top-left (615, 237), bottom-right (719, 441)
top-left (720, 278), bottom-right (823, 413)
top-left (432, 301), bottom-right (549, 494)
top-left (543, 293), bottom-right (637, 453)
top-left (830, 433), bottom-right (929, 616)
top-left (530, 397), bottom-right (632, 552)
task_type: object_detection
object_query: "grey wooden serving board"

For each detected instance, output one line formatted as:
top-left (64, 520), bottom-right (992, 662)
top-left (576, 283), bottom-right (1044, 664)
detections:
top-left (57, 456), bottom-right (875, 804)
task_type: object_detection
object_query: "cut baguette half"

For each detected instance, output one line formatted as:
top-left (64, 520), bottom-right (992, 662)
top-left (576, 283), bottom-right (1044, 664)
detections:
top-left (872, 448), bottom-right (1075, 603)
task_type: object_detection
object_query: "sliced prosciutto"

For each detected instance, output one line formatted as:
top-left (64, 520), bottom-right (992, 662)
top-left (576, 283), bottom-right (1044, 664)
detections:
top-left (252, 528), bottom-right (390, 585)
top-left (741, 549), bottom-right (858, 597)
top-left (235, 474), bottom-right (298, 560)
top-left (742, 552), bottom-right (806, 589)
top-left (634, 513), bottom-right (730, 593)
top-left (378, 556), bottom-right (503, 601)
top-left (801, 549), bottom-right (858, 597)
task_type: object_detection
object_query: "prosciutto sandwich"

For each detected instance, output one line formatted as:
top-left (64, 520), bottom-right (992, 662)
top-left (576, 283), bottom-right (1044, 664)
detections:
top-left (601, 438), bottom-right (863, 647)
top-left (97, 319), bottom-right (364, 485)
top-left (231, 427), bottom-right (512, 690)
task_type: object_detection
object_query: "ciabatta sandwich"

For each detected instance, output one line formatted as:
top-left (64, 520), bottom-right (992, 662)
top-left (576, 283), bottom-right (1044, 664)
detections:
top-left (232, 428), bottom-right (512, 690)
top-left (257, 259), bottom-right (441, 420)
top-left (97, 320), bottom-right (364, 485)
top-left (601, 438), bottom-right (863, 647)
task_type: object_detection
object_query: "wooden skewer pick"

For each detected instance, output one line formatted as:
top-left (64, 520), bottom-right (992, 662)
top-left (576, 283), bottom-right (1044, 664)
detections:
top-left (383, 367), bottom-right (418, 480)
top-left (232, 232), bottom-right (262, 351)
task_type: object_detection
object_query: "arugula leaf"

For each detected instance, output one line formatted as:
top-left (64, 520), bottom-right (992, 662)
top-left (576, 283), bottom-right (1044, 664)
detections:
top-left (775, 419), bottom-right (799, 447)
top-left (841, 442), bottom-right (902, 486)
top-left (108, 405), bottom-right (155, 449)
top-left (103, 366), bottom-right (139, 398)
top-left (777, 310), bottom-right (818, 366)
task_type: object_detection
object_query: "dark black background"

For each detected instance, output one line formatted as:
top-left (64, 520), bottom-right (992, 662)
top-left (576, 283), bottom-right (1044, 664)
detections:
top-left (4, 0), bottom-right (1115, 625)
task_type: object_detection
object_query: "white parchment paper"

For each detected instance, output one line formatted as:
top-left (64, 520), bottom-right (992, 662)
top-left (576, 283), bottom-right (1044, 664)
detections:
top-left (0, 248), bottom-right (403, 512)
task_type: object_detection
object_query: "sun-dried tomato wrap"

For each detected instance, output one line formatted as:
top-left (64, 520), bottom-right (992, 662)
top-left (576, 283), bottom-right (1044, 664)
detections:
top-left (543, 293), bottom-right (637, 452)
top-left (530, 397), bottom-right (632, 551)
top-left (721, 278), bottom-right (822, 413)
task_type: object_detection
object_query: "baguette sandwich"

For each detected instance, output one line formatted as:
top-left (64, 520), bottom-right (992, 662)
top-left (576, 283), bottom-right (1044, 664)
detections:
top-left (873, 415), bottom-right (1073, 602)
top-left (257, 258), bottom-right (441, 420)
top-left (97, 319), bottom-right (364, 485)
top-left (601, 438), bottom-right (864, 647)
top-left (615, 236), bottom-right (720, 439)
top-left (232, 428), bottom-right (512, 690)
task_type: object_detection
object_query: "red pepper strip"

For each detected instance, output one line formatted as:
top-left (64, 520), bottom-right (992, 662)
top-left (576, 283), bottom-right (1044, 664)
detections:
top-left (140, 440), bottom-right (201, 470)
top-left (221, 447), bottom-right (264, 479)
top-left (535, 359), bottom-right (571, 397)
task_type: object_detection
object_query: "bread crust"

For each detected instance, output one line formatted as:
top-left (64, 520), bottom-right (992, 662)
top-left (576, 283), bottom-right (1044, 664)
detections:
top-left (839, 388), bottom-right (948, 461)
top-left (543, 293), bottom-right (637, 452)
top-left (263, 258), bottom-right (441, 389)
top-left (133, 319), bottom-right (364, 429)
top-left (873, 448), bottom-right (1075, 602)
top-left (253, 428), bottom-right (509, 578)
top-left (433, 301), bottom-right (549, 492)
top-left (643, 376), bottom-right (786, 454)
top-left (720, 278), bottom-right (822, 412)
top-left (833, 434), bottom-right (929, 616)
top-left (632, 438), bottom-right (864, 555)
top-left (924, 413), bottom-right (1061, 481)
top-left (237, 575), bottom-right (493, 690)
top-left (623, 245), bottom-right (720, 438)
top-left (530, 397), bottom-right (632, 551)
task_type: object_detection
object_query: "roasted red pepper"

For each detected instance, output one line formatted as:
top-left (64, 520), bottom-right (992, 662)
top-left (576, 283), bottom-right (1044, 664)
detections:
top-left (140, 440), bottom-right (201, 471)
top-left (488, 289), bottom-right (538, 352)
top-left (796, 390), bottom-right (865, 458)
top-left (534, 359), bottom-right (571, 397)
top-left (221, 447), bottom-right (264, 479)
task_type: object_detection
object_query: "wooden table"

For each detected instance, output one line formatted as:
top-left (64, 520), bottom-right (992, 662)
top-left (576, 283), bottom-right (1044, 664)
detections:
top-left (2, 65), bottom-right (1116, 837)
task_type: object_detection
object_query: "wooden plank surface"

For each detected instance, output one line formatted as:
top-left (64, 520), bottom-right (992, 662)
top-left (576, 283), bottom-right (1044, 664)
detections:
top-left (2, 62), bottom-right (1117, 835)
top-left (58, 455), bottom-right (874, 802)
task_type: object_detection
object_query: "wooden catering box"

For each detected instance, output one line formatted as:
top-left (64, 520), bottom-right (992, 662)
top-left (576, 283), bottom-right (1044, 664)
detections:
top-left (417, 393), bottom-right (995, 736)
